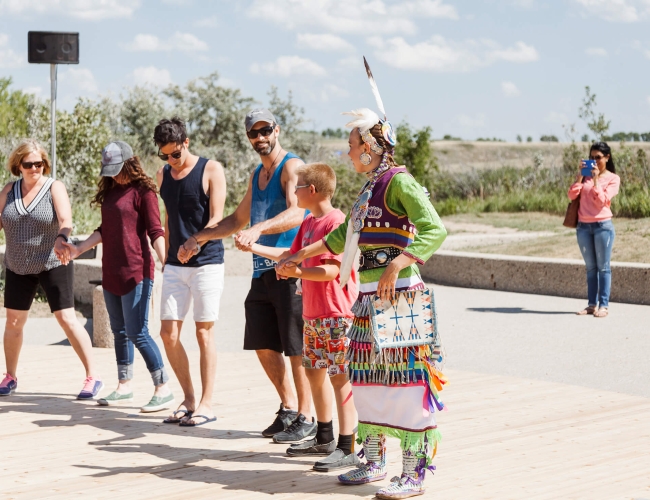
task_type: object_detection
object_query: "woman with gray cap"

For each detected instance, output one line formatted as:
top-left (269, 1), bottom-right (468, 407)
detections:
top-left (0, 138), bottom-right (102, 399)
top-left (64, 141), bottom-right (174, 412)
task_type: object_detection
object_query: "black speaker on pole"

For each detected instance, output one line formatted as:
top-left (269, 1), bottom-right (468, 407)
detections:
top-left (28, 31), bottom-right (79, 64)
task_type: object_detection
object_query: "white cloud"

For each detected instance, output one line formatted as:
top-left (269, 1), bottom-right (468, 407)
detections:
top-left (60, 67), bottom-right (98, 93)
top-left (509, 0), bottom-right (536, 7)
top-left (0, 0), bottom-right (140, 20)
top-left (0, 33), bottom-right (23, 68)
top-left (457, 113), bottom-right (487, 129)
top-left (247, 0), bottom-right (458, 35)
top-left (337, 56), bottom-right (361, 69)
top-left (319, 83), bottom-right (349, 101)
top-left (250, 56), bottom-right (326, 77)
top-left (124, 32), bottom-right (208, 52)
top-left (196, 15), bottom-right (218, 27)
top-left (297, 33), bottom-right (354, 52)
top-left (367, 35), bottom-right (539, 72)
top-left (23, 86), bottom-right (43, 97)
top-left (572, 0), bottom-right (646, 22)
top-left (132, 66), bottom-right (172, 87)
top-left (501, 81), bottom-right (520, 97)
top-left (646, 96), bottom-right (650, 105)
top-left (545, 111), bottom-right (569, 124)
top-left (586, 47), bottom-right (608, 56)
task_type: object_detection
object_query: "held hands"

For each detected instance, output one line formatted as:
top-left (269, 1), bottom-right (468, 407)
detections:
top-left (54, 240), bottom-right (81, 266)
top-left (234, 227), bottom-right (261, 252)
top-left (275, 260), bottom-right (301, 280)
top-left (177, 236), bottom-right (200, 264)
top-left (277, 252), bottom-right (303, 275)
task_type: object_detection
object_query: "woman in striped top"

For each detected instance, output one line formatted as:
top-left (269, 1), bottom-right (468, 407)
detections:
top-left (0, 139), bottom-right (102, 399)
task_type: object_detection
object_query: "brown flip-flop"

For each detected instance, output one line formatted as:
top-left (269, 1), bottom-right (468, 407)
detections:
top-left (163, 409), bottom-right (193, 424)
top-left (576, 306), bottom-right (596, 315)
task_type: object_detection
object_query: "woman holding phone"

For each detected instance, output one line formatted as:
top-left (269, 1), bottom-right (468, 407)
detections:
top-left (567, 141), bottom-right (620, 317)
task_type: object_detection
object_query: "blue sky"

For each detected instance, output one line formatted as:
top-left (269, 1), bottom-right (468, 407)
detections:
top-left (1, 0), bottom-right (650, 141)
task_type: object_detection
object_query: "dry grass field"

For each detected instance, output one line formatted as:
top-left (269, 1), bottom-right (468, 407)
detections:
top-left (442, 212), bottom-right (650, 263)
top-left (322, 138), bottom-right (650, 172)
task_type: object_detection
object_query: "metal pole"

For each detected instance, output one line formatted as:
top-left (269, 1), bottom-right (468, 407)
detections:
top-left (50, 63), bottom-right (57, 180)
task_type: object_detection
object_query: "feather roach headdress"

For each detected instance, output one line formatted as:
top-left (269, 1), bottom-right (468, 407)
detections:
top-left (339, 57), bottom-right (397, 287)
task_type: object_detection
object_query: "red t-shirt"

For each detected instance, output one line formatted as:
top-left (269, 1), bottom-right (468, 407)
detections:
top-left (290, 210), bottom-right (358, 320)
top-left (97, 185), bottom-right (165, 296)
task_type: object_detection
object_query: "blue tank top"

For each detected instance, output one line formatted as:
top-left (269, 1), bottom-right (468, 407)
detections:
top-left (160, 157), bottom-right (224, 267)
top-left (251, 152), bottom-right (302, 278)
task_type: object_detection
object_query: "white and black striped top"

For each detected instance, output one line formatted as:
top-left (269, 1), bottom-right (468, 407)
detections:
top-left (2, 178), bottom-right (61, 275)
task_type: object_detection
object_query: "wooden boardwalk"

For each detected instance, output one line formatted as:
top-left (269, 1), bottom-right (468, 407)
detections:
top-left (1, 345), bottom-right (649, 499)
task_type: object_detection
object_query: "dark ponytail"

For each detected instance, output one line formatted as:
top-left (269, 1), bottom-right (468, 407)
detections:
top-left (591, 141), bottom-right (616, 173)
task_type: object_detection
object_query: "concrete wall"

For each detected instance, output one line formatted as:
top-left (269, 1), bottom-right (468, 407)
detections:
top-left (420, 250), bottom-right (650, 306)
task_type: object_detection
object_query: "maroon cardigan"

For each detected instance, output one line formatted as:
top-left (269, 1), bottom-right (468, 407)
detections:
top-left (97, 184), bottom-right (164, 296)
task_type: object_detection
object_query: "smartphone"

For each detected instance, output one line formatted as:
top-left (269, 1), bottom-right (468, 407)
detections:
top-left (581, 159), bottom-right (596, 177)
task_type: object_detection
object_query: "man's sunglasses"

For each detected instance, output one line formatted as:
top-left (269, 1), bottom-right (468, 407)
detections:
top-left (157, 148), bottom-right (183, 161)
top-left (21, 161), bottom-right (44, 169)
top-left (246, 125), bottom-right (275, 139)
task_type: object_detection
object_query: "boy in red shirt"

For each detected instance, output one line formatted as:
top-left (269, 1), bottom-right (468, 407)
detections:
top-left (245, 162), bottom-right (359, 471)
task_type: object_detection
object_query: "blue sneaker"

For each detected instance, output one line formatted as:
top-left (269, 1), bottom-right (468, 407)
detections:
top-left (0, 373), bottom-right (17, 396)
top-left (77, 377), bottom-right (103, 400)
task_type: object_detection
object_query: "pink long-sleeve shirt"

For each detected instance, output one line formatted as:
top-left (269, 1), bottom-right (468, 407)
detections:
top-left (567, 172), bottom-right (620, 223)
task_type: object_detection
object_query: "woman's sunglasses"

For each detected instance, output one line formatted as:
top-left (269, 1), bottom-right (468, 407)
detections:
top-left (246, 125), bottom-right (275, 139)
top-left (157, 148), bottom-right (183, 161)
top-left (21, 161), bottom-right (44, 169)
top-left (590, 155), bottom-right (606, 161)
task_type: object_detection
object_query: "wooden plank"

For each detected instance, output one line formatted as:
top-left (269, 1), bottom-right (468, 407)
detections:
top-left (1, 345), bottom-right (649, 499)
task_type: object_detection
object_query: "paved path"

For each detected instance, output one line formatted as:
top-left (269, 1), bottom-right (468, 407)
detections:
top-left (2, 346), bottom-right (649, 499)
top-left (20, 277), bottom-right (650, 397)
top-left (5, 269), bottom-right (650, 499)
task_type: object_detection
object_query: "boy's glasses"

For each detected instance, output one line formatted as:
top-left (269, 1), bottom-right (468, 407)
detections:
top-left (247, 125), bottom-right (275, 139)
top-left (294, 184), bottom-right (311, 191)
top-left (157, 148), bottom-right (183, 161)
top-left (21, 161), bottom-right (44, 169)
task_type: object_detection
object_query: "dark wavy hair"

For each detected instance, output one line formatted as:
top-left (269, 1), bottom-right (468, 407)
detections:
top-left (153, 116), bottom-right (187, 147)
top-left (591, 141), bottom-right (616, 174)
top-left (356, 123), bottom-right (399, 167)
top-left (92, 156), bottom-right (157, 206)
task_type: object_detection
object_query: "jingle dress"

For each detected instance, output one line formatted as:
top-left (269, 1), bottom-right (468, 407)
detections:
top-left (324, 166), bottom-right (447, 461)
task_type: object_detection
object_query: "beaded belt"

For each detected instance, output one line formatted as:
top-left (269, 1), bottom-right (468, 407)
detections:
top-left (358, 247), bottom-right (402, 272)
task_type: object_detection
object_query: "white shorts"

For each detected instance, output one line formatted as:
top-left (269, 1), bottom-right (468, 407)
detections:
top-left (161, 264), bottom-right (224, 322)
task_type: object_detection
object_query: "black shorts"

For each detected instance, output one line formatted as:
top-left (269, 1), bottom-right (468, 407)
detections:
top-left (4, 264), bottom-right (75, 313)
top-left (244, 270), bottom-right (303, 357)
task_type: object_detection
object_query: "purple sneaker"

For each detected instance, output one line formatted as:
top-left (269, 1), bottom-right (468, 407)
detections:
top-left (77, 377), bottom-right (103, 400)
top-left (0, 373), bottom-right (17, 396)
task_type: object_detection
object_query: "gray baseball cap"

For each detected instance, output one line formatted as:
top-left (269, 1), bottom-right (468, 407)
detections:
top-left (100, 141), bottom-right (134, 177)
top-left (245, 108), bottom-right (276, 132)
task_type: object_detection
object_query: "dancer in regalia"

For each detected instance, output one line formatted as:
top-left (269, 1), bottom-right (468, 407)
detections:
top-left (277, 58), bottom-right (448, 499)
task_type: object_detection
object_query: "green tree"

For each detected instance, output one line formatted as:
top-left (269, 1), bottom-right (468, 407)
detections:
top-left (120, 87), bottom-right (167, 157)
top-left (56, 99), bottom-right (113, 203)
top-left (578, 86), bottom-right (610, 141)
top-left (267, 85), bottom-right (311, 159)
top-left (394, 122), bottom-right (438, 195)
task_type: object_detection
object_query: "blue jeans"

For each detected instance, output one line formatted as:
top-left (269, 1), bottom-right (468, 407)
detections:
top-left (103, 279), bottom-right (168, 386)
top-left (576, 220), bottom-right (615, 308)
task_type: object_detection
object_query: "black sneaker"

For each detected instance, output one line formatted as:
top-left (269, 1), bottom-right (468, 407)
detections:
top-left (272, 413), bottom-right (317, 443)
top-left (286, 437), bottom-right (336, 457)
top-left (313, 448), bottom-right (361, 472)
top-left (262, 404), bottom-right (298, 438)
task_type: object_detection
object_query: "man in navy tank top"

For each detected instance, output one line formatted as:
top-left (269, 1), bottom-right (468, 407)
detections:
top-left (155, 117), bottom-right (227, 427)
top-left (178, 109), bottom-right (316, 441)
